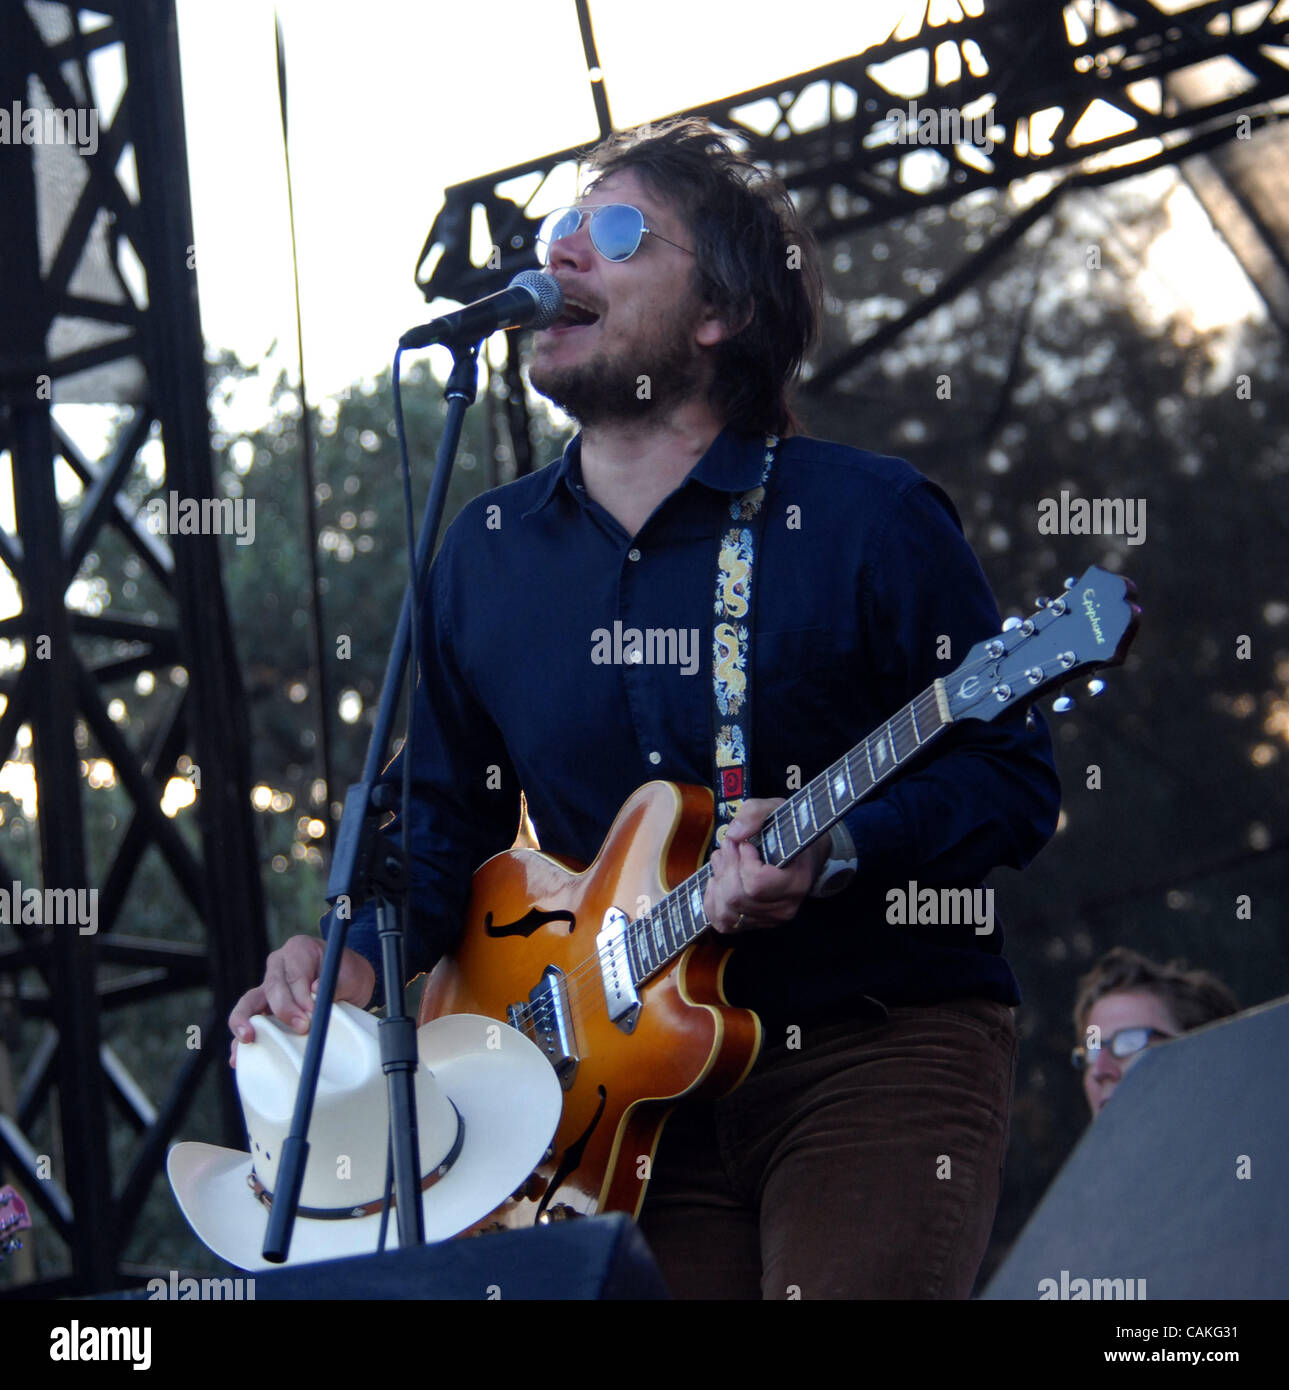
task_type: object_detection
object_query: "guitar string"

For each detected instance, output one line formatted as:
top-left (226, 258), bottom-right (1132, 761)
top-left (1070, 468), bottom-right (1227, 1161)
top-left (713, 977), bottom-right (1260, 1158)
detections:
top-left (502, 675), bottom-right (995, 1031)
top-left (517, 606), bottom-right (1070, 1023)
top-left (505, 681), bottom-right (955, 1033)
top-left (503, 657), bottom-right (1051, 1034)
top-left (505, 612), bottom-right (1073, 1034)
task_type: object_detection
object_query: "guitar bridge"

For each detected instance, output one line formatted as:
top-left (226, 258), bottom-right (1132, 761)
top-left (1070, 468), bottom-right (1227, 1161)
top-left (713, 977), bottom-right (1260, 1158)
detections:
top-left (509, 965), bottom-right (578, 1091)
top-left (597, 907), bottom-right (640, 1034)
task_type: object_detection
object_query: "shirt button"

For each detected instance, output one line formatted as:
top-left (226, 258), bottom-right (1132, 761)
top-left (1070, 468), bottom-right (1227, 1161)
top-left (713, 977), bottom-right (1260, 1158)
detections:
top-left (648, 751), bottom-right (661, 765)
top-left (627, 548), bottom-right (641, 562)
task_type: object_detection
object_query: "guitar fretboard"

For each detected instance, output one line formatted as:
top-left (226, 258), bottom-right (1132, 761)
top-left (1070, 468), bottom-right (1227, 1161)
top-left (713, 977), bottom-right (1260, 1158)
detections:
top-left (626, 679), bottom-right (952, 983)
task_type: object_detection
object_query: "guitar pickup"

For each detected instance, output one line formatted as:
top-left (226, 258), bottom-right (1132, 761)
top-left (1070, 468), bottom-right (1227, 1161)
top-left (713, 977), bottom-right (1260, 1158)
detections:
top-left (596, 907), bottom-right (640, 1034)
top-left (510, 965), bottom-right (578, 1091)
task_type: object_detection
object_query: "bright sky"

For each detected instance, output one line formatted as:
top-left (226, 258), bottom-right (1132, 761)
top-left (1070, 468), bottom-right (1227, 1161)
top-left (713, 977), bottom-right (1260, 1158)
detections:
top-left (0, 0), bottom-right (1273, 806)
top-left (174, 0), bottom-right (909, 398)
top-left (3, 0), bottom-right (1267, 563)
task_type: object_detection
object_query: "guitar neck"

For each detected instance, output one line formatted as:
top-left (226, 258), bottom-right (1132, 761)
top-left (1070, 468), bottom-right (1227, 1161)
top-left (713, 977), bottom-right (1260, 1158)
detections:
top-left (629, 678), bottom-right (954, 983)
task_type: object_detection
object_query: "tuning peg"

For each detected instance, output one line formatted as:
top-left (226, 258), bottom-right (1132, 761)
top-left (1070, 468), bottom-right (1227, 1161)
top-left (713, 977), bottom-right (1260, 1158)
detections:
top-left (1002, 616), bottom-right (1022, 632)
top-left (1035, 596), bottom-right (1051, 609)
top-left (1087, 678), bottom-right (1106, 696)
top-left (1063, 576), bottom-right (1076, 590)
top-left (1052, 695), bottom-right (1075, 713)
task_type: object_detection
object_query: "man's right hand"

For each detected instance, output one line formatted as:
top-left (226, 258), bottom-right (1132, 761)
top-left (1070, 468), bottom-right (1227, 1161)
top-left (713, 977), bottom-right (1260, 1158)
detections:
top-left (227, 936), bottom-right (376, 1067)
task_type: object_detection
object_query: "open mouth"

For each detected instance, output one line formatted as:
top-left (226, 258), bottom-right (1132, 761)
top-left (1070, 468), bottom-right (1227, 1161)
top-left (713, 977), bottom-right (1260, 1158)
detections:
top-left (548, 299), bottom-right (601, 331)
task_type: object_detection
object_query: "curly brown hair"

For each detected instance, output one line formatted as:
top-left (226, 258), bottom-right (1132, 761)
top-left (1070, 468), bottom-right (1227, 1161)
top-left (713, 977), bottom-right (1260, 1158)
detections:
top-left (1073, 946), bottom-right (1239, 1037)
top-left (583, 118), bottom-right (821, 438)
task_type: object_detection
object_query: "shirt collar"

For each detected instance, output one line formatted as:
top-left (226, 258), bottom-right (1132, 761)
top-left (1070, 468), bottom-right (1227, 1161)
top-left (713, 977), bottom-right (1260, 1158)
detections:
top-left (521, 426), bottom-right (769, 519)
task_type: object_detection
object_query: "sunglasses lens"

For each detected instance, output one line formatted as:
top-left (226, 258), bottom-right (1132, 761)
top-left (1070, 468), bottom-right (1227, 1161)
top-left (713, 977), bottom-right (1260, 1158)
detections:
top-left (590, 204), bottom-right (644, 261)
top-left (537, 209), bottom-right (582, 263)
top-left (536, 204), bottom-right (647, 263)
top-left (1110, 1027), bottom-right (1152, 1060)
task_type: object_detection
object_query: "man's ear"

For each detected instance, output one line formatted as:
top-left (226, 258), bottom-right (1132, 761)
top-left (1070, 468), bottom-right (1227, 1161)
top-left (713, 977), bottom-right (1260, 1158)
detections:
top-left (694, 298), bottom-right (752, 348)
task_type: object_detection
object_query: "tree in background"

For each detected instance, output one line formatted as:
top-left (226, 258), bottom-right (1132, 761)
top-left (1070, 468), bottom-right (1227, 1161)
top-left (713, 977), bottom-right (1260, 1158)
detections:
top-left (800, 170), bottom-right (1289, 1279)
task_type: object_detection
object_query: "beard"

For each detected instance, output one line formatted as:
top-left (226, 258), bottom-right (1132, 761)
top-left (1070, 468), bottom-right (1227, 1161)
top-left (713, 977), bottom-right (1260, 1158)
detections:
top-left (529, 313), bottom-right (708, 427)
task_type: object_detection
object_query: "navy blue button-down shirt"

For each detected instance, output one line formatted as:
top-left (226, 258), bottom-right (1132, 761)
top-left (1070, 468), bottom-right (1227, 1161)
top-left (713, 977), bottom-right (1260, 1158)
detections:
top-left (337, 426), bottom-right (1060, 1032)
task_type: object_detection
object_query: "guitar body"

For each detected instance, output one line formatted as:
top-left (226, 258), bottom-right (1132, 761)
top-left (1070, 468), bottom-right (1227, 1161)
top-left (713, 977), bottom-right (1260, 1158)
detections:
top-left (418, 780), bottom-right (762, 1228)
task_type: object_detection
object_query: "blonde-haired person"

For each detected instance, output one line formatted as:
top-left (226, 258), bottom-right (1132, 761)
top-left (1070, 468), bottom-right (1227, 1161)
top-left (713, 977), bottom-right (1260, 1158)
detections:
top-left (1072, 947), bottom-right (1238, 1118)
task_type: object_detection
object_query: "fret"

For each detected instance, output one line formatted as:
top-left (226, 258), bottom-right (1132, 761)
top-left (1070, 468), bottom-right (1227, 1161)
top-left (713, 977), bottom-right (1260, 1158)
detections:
top-left (887, 710), bottom-right (904, 763)
top-left (821, 771), bottom-right (838, 819)
top-left (673, 891), bottom-right (689, 954)
top-left (793, 791), bottom-right (816, 845)
top-left (673, 890), bottom-right (690, 951)
top-left (660, 897), bottom-right (678, 958)
top-left (625, 916), bottom-right (646, 982)
top-left (761, 814), bottom-right (781, 863)
top-left (809, 781), bottom-right (829, 840)
top-left (783, 803), bottom-right (805, 857)
top-left (847, 748), bottom-right (870, 799)
top-left (871, 726), bottom-right (891, 776)
top-left (650, 906), bottom-right (666, 961)
top-left (789, 797), bottom-right (807, 854)
top-left (635, 914), bottom-right (655, 976)
top-left (864, 736), bottom-right (877, 784)
top-left (688, 881), bottom-right (705, 942)
top-left (697, 866), bottom-right (714, 936)
top-left (781, 804), bottom-right (800, 861)
top-left (904, 702), bottom-right (923, 754)
top-left (889, 707), bottom-right (912, 763)
top-left (922, 693), bottom-right (946, 740)
top-left (910, 699), bottom-right (922, 746)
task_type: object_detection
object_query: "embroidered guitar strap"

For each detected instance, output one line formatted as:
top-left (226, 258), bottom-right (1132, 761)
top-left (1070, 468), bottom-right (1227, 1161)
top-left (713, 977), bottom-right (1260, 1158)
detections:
top-left (711, 434), bottom-right (778, 846)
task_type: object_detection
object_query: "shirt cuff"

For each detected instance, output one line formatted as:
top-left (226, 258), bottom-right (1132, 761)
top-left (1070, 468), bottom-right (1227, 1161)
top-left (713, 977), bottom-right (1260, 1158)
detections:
top-left (809, 822), bottom-right (859, 898)
top-left (321, 904), bottom-right (385, 1011)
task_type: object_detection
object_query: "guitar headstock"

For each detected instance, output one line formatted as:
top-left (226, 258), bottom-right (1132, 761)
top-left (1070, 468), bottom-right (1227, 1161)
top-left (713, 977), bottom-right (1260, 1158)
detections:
top-left (946, 567), bottom-right (1140, 723)
top-left (0, 1185), bottom-right (31, 1262)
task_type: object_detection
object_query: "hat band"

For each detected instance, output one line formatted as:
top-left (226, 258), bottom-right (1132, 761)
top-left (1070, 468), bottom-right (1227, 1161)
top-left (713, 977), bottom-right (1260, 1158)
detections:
top-left (246, 1102), bottom-right (465, 1220)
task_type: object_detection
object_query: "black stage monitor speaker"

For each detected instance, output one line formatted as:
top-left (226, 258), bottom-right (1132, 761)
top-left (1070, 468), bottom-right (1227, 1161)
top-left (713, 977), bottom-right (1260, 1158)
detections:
top-left (983, 996), bottom-right (1289, 1300)
top-left (256, 1213), bottom-right (668, 1300)
top-left (91, 1213), bottom-right (668, 1300)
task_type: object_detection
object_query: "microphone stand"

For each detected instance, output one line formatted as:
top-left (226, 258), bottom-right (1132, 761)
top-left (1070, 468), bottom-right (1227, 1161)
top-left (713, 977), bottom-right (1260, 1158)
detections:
top-left (263, 340), bottom-right (481, 1261)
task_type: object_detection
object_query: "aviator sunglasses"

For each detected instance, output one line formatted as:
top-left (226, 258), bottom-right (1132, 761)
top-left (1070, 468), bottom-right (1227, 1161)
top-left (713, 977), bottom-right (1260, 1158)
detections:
top-left (1070, 1025), bottom-right (1176, 1071)
top-left (536, 203), bottom-right (695, 264)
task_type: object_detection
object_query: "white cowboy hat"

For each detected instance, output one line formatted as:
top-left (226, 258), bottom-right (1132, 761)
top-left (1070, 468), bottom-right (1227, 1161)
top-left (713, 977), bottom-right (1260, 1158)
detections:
top-left (167, 1005), bottom-right (561, 1269)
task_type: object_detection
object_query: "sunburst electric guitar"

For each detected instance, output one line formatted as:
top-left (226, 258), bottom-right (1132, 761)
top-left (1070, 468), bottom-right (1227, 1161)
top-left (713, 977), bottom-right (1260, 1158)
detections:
top-left (419, 566), bottom-right (1140, 1227)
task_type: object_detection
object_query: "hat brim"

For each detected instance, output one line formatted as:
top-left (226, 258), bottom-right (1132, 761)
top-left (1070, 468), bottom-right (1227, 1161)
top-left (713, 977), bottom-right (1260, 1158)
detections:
top-left (168, 1014), bottom-right (562, 1270)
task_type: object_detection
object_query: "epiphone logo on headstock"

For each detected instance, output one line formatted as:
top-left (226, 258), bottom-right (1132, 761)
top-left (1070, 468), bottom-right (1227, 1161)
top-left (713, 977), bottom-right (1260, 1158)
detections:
top-left (1082, 587), bottom-right (1106, 645)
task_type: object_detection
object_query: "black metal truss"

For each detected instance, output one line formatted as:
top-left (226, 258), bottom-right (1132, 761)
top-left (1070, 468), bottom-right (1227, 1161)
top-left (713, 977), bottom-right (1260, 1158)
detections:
top-left (414, 0), bottom-right (1289, 419)
top-left (0, 0), bottom-right (266, 1293)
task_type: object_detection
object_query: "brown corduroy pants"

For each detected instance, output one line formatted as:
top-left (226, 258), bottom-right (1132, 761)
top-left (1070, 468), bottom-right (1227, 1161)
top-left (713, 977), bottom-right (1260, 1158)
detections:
top-left (635, 996), bottom-right (1017, 1300)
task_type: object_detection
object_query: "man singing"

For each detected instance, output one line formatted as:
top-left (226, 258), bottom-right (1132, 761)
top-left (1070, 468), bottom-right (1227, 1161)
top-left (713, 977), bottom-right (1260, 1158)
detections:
top-left (231, 119), bottom-right (1060, 1298)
